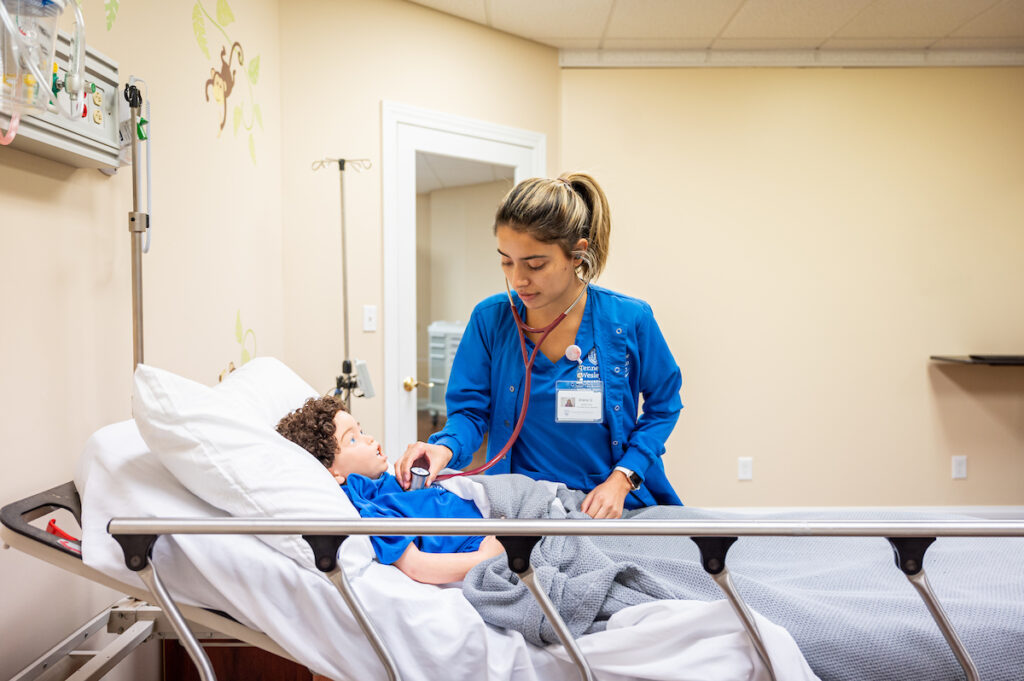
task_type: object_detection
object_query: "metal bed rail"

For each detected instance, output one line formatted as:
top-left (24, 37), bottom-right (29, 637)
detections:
top-left (108, 517), bottom-right (1024, 681)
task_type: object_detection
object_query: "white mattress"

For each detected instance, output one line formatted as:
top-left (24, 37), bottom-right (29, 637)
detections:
top-left (76, 420), bottom-right (818, 681)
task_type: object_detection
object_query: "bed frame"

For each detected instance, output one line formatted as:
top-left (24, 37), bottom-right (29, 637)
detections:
top-left (0, 482), bottom-right (300, 681)
top-left (5, 482), bottom-right (1024, 681)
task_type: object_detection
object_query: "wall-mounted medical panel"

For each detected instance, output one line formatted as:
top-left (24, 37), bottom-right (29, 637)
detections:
top-left (0, 31), bottom-right (120, 170)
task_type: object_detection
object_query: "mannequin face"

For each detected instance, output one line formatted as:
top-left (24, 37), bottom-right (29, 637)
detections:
top-left (327, 410), bottom-right (387, 483)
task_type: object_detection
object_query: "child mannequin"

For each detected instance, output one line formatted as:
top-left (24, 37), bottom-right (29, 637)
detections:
top-left (277, 396), bottom-right (504, 584)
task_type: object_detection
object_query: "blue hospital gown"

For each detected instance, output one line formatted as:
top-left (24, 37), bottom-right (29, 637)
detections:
top-left (341, 473), bottom-right (484, 565)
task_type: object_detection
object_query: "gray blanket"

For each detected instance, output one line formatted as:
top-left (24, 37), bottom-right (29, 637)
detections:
top-left (461, 474), bottom-right (1024, 681)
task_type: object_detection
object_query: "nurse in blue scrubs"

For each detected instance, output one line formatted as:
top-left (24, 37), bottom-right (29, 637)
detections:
top-left (396, 173), bottom-right (684, 518)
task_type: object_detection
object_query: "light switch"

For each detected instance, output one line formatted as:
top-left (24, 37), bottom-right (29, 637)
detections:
top-left (363, 305), bottom-right (377, 332)
top-left (738, 457), bottom-right (753, 481)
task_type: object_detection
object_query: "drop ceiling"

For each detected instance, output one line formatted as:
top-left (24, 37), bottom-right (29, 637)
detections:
top-left (407, 0), bottom-right (1024, 66)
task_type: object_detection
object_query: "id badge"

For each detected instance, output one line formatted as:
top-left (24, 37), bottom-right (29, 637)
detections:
top-left (556, 380), bottom-right (604, 423)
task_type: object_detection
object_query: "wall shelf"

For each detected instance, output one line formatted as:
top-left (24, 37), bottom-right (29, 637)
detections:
top-left (930, 355), bottom-right (1024, 366)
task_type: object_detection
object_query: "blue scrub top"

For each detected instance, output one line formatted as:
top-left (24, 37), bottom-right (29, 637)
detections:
top-left (513, 294), bottom-right (623, 500)
top-left (342, 473), bottom-right (484, 565)
top-left (429, 285), bottom-right (684, 507)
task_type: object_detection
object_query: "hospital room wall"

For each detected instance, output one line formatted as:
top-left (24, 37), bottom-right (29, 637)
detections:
top-left (0, 0), bottom-right (285, 678)
top-left (279, 0), bottom-right (561, 442)
top-left (560, 67), bottom-right (1024, 507)
top-left (427, 180), bottom-right (513, 325)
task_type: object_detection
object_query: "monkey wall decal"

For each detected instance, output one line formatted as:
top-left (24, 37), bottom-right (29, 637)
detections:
top-left (204, 41), bottom-right (245, 135)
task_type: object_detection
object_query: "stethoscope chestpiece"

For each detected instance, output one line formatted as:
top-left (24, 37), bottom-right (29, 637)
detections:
top-left (409, 466), bottom-right (429, 491)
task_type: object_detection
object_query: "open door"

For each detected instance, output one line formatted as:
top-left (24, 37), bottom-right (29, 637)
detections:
top-left (381, 101), bottom-right (545, 460)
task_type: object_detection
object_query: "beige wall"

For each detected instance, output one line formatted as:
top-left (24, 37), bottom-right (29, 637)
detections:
top-left (279, 0), bottom-right (561, 444)
top-left (561, 67), bottom-right (1024, 507)
top-left (426, 179), bottom-right (512, 325)
top-left (0, 0), bottom-right (284, 676)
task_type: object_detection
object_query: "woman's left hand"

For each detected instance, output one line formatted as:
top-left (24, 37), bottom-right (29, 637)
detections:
top-left (580, 471), bottom-right (632, 519)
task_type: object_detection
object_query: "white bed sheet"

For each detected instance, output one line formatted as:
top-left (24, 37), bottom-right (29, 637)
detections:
top-left (76, 420), bottom-right (818, 681)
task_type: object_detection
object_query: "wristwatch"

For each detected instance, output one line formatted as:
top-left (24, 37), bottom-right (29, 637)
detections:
top-left (614, 465), bottom-right (642, 491)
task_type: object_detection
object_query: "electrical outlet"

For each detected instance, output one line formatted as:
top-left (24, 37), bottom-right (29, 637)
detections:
top-left (738, 457), bottom-right (753, 481)
top-left (363, 305), bottom-right (377, 332)
top-left (952, 455), bottom-right (967, 480)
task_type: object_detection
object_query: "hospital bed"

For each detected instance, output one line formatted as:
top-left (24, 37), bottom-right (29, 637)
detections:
top-left (3, 358), bottom-right (1023, 681)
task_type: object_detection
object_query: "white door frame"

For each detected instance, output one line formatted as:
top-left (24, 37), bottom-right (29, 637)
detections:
top-left (381, 101), bottom-right (546, 457)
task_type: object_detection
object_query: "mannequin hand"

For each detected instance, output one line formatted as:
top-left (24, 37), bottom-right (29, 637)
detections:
top-left (395, 442), bottom-right (453, 489)
top-left (580, 471), bottom-right (632, 519)
top-left (478, 535), bottom-right (507, 560)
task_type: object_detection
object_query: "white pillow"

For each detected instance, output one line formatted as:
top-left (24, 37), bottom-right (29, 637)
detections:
top-left (131, 358), bottom-right (357, 570)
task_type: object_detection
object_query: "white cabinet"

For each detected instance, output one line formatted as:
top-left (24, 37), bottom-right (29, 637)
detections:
top-left (426, 320), bottom-right (466, 422)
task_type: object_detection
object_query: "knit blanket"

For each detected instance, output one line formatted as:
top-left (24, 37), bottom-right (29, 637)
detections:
top-left (461, 474), bottom-right (1024, 681)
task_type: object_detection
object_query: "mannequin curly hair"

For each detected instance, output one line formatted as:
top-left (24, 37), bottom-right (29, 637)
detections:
top-left (276, 395), bottom-right (345, 468)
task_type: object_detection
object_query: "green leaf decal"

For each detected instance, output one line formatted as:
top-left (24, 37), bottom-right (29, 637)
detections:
top-left (241, 348), bottom-right (250, 365)
top-left (233, 105), bottom-right (243, 135)
top-left (104, 0), bottom-right (119, 30)
top-left (192, 4), bottom-right (209, 59)
top-left (235, 310), bottom-right (243, 343)
top-left (247, 55), bottom-right (260, 85)
top-left (248, 133), bottom-right (256, 165)
top-left (253, 103), bottom-right (263, 131)
top-left (216, 0), bottom-right (235, 27)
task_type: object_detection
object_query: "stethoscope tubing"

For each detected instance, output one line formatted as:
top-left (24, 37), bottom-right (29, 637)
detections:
top-left (435, 279), bottom-right (587, 481)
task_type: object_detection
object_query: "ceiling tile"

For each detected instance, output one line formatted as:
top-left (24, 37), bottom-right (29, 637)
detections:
top-left (489, 0), bottom-right (613, 38)
top-left (822, 37), bottom-right (936, 49)
top-left (713, 36), bottom-right (827, 49)
top-left (605, 0), bottom-right (745, 39)
top-left (950, 0), bottom-right (1024, 38)
top-left (932, 36), bottom-right (1024, 48)
top-left (723, 0), bottom-right (873, 38)
top-left (542, 37), bottom-right (604, 49)
top-left (406, 0), bottom-right (488, 25)
top-left (835, 0), bottom-right (1003, 39)
top-left (603, 37), bottom-right (713, 49)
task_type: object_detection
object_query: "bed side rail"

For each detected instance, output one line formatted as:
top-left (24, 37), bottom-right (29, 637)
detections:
top-left (109, 517), bottom-right (1024, 681)
top-left (1, 481), bottom-right (83, 558)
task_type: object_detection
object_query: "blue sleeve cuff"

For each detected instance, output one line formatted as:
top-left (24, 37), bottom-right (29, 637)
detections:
top-left (427, 434), bottom-right (465, 469)
top-left (617, 449), bottom-right (654, 480)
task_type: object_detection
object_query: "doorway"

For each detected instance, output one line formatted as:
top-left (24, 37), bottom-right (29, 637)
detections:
top-left (415, 153), bottom-right (514, 465)
top-left (381, 101), bottom-right (546, 459)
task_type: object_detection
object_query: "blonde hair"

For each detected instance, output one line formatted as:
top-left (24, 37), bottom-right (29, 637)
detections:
top-left (493, 172), bottom-right (611, 280)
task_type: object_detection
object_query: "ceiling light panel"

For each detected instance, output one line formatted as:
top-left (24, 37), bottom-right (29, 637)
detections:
top-left (605, 0), bottom-right (745, 39)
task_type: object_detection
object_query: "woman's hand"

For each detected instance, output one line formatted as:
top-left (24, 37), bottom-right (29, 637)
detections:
top-left (394, 442), bottom-right (454, 489)
top-left (580, 471), bottom-right (632, 519)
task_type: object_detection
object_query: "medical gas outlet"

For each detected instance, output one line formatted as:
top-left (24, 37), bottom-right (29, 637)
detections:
top-left (0, 31), bottom-right (120, 170)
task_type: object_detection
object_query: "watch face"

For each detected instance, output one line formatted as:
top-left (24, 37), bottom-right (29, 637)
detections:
top-left (629, 472), bottom-right (642, 489)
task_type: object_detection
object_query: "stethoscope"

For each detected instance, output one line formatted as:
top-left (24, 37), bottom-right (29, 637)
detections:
top-left (425, 276), bottom-right (591, 485)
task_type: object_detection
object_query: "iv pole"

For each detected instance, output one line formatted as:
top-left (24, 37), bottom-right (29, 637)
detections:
top-left (312, 157), bottom-right (372, 411)
top-left (126, 84), bottom-right (148, 370)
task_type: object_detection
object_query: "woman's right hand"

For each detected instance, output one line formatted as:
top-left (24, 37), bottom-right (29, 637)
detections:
top-left (395, 442), bottom-right (454, 489)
